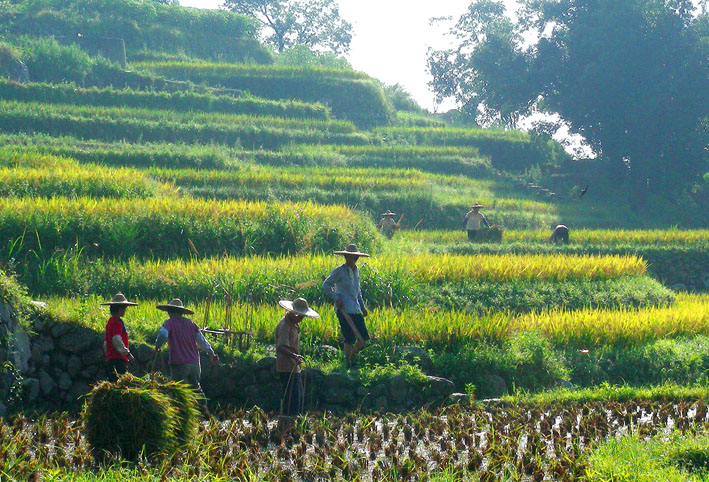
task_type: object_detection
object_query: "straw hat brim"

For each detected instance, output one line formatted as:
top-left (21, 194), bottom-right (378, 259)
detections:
top-left (381, 213), bottom-right (397, 217)
top-left (279, 300), bottom-right (320, 318)
top-left (333, 250), bottom-right (370, 257)
top-left (100, 301), bottom-right (138, 306)
top-left (471, 204), bottom-right (484, 209)
top-left (156, 304), bottom-right (194, 314)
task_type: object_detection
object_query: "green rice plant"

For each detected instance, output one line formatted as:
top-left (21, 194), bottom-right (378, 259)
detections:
top-left (82, 377), bottom-right (178, 461)
top-left (0, 197), bottom-right (379, 261)
top-left (30, 252), bottom-right (651, 314)
top-left (392, 111), bottom-right (446, 128)
top-left (398, 229), bottom-right (709, 246)
top-left (0, 134), bottom-right (243, 170)
top-left (378, 126), bottom-right (566, 171)
top-left (288, 144), bottom-right (495, 176)
top-left (134, 61), bottom-right (393, 127)
top-left (0, 149), bottom-right (170, 198)
top-left (586, 431), bottom-right (709, 481)
top-left (150, 165), bottom-right (558, 230)
top-left (0, 80), bottom-right (331, 120)
top-left (391, 230), bottom-right (709, 289)
top-left (43, 281), bottom-right (683, 350)
top-left (0, 100), bottom-right (371, 149)
top-left (0, 100), bottom-right (355, 133)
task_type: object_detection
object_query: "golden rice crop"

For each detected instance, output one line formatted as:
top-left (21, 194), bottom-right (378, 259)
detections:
top-left (515, 293), bottom-right (709, 347)
top-left (0, 196), bottom-right (379, 259)
top-left (399, 229), bottom-right (709, 246)
top-left (0, 150), bottom-right (170, 198)
top-left (91, 252), bottom-right (645, 285)
top-left (46, 293), bottom-right (708, 349)
top-left (396, 253), bottom-right (646, 282)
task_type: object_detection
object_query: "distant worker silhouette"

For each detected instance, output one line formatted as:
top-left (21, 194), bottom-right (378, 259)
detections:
top-left (549, 224), bottom-right (569, 244)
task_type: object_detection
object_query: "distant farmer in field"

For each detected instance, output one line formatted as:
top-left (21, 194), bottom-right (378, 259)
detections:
top-left (322, 244), bottom-right (371, 368)
top-left (275, 297), bottom-right (320, 417)
top-left (102, 293), bottom-right (138, 382)
top-left (377, 210), bottom-right (398, 238)
top-left (463, 203), bottom-right (490, 240)
top-left (549, 224), bottom-right (570, 244)
top-left (154, 299), bottom-right (219, 396)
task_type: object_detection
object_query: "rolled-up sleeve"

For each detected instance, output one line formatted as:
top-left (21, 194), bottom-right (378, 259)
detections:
top-left (155, 326), bottom-right (169, 349)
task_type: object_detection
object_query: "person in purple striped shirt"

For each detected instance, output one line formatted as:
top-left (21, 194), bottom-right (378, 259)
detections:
top-left (154, 299), bottom-right (219, 395)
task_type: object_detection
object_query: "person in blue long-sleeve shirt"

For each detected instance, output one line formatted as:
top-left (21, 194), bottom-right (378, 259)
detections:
top-left (322, 244), bottom-right (371, 368)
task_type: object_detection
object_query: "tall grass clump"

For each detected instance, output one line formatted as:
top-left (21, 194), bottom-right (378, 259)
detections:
top-left (4, 0), bottom-right (268, 62)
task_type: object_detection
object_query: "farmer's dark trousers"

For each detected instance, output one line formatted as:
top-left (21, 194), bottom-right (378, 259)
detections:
top-left (105, 359), bottom-right (127, 382)
top-left (467, 229), bottom-right (478, 241)
top-left (279, 372), bottom-right (302, 416)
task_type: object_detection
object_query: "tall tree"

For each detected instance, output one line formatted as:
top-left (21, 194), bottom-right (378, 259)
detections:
top-left (223, 0), bottom-right (352, 54)
top-left (428, 0), bottom-right (709, 196)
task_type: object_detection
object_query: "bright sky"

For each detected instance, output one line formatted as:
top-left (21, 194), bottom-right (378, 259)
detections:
top-left (179, 0), bottom-right (518, 111)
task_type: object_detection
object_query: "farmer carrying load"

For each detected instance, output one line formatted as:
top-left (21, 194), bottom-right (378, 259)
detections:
top-left (322, 244), bottom-right (371, 368)
top-left (275, 297), bottom-right (320, 417)
top-left (154, 299), bottom-right (219, 395)
top-left (463, 203), bottom-right (490, 241)
top-left (102, 293), bottom-right (138, 382)
top-left (377, 210), bottom-right (398, 238)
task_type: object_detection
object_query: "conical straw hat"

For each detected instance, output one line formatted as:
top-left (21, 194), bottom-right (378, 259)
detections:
top-left (100, 293), bottom-right (138, 306)
top-left (333, 244), bottom-right (370, 257)
top-left (279, 297), bottom-right (320, 318)
top-left (156, 298), bottom-right (194, 315)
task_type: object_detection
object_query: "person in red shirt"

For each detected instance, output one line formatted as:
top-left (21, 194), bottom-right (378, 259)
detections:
top-left (102, 293), bottom-right (138, 382)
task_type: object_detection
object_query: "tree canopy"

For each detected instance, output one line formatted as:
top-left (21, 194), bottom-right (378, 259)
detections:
top-left (223, 0), bottom-right (352, 54)
top-left (428, 0), bottom-right (709, 196)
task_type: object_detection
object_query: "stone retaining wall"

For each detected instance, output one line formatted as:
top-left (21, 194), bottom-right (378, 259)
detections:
top-left (3, 303), bottom-right (455, 413)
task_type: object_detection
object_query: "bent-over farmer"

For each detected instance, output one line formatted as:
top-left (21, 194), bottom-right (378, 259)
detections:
top-left (275, 297), bottom-right (320, 416)
top-left (154, 299), bottom-right (219, 395)
top-left (102, 293), bottom-right (138, 382)
top-left (463, 203), bottom-right (490, 241)
top-left (377, 210), bottom-right (398, 238)
top-left (549, 224), bottom-right (570, 244)
top-left (322, 244), bottom-right (371, 368)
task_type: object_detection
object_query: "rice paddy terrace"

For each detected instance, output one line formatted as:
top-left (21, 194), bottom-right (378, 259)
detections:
top-left (0, 0), bottom-right (708, 480)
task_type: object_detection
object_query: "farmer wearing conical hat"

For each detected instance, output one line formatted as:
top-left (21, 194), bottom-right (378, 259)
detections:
top-left (463, 203), bottom-right (490, 241)
top-left (154, 299), bottom-right (218, 394)
top-left (377, 210), bottom-right (398, 239)
top-left (101, 293), bottom-right (138, 382)
top-left (322, 244), bottom-right (371, 368)
top-left (275, 297), bottom-right (320, 416)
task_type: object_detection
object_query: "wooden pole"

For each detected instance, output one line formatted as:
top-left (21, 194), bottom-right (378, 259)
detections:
top-left (339, 308), bottom-right (365, 344)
